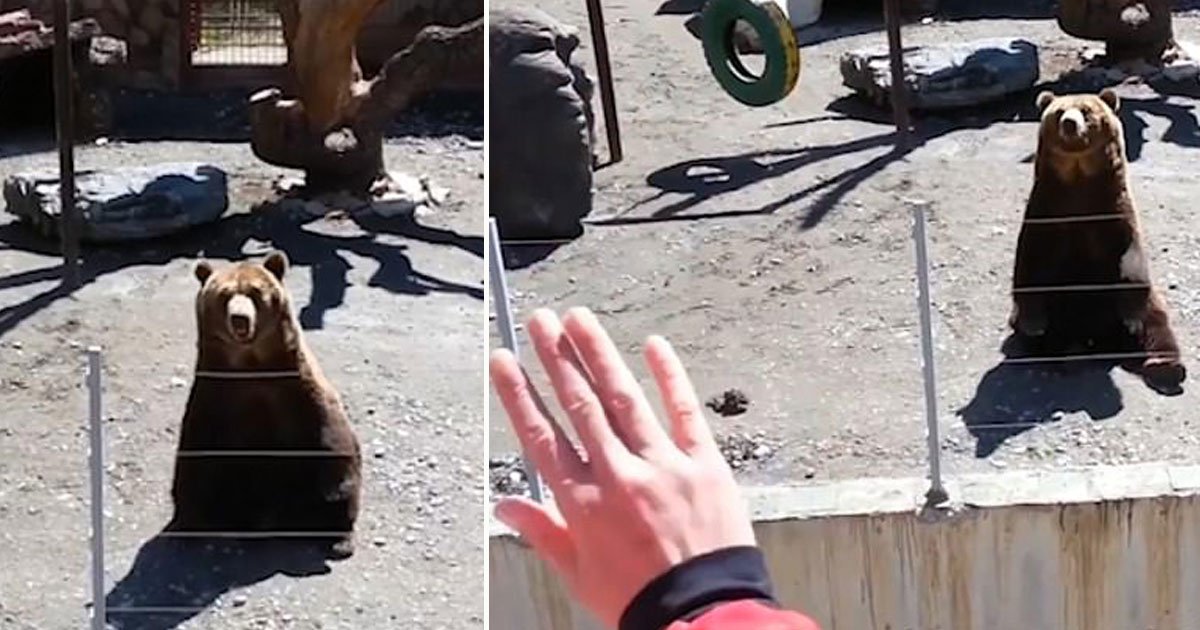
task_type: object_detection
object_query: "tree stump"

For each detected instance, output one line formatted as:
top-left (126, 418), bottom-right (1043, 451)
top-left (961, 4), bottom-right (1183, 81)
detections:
top-left (1058, 0), bottom-right (1175, 63)
top-left (248, 0), bottom-right (482, 194)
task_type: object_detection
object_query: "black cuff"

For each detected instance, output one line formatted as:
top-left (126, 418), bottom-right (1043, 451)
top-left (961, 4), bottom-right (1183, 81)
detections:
top-left (618, 546), bottom-right (777, 630)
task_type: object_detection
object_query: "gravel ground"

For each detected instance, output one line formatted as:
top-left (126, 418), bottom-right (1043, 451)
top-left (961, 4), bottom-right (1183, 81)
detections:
top-left (487, 5), bottom-right (1200, 491)
top-left (0, 94), bottom-right (484, 628)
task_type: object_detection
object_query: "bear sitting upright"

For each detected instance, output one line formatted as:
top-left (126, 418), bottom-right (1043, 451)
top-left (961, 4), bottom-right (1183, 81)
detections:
top-left (168, 250), bottom-right (363, 559)
top-left (1010, 87), bottom-right (1185, 391)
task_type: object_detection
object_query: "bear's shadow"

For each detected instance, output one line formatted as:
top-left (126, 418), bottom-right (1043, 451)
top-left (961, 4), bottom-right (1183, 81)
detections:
top-left (104, 531), bottom-right (333, 630)
top-left (957, 334), bottom-right (1126, 458)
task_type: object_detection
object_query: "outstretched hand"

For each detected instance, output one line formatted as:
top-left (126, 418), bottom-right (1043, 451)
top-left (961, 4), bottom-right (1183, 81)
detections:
top-left (490, 307), bottom-right (755, 628)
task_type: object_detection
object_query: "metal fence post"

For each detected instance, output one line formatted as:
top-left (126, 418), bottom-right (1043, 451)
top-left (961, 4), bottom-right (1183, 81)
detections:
top-left (487, 219), bottom-right (545, 502)
top-left (53, 0), bottom-right (80, 289)
top-left (86, 348), bottom-right (105, 629)
top-left (912, 204), bottom-right (947, 506)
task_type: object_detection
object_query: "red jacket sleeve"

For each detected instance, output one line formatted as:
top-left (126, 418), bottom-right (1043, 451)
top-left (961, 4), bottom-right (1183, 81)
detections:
top-left (666, 599), bottom-right (822, 630)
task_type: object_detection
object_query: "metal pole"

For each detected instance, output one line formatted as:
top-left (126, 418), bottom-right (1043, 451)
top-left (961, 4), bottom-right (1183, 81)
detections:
top-left (86, 347), bottom-right (106, 629)
top-left (584, 0), bottom-right (623, 166)
top-left (883, 0), bottom-right (912, 151)
top-left (52, 0), bottom-right (80, 289)
top-left (487, 219), bottom-right (545, 503)
top-left (912, 204), bottom-right (946, 506)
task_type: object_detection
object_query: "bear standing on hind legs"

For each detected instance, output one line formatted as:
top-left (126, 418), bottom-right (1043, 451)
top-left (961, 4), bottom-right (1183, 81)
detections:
top-left (167, 251), bottom-right (363, 559)
top-left (1010, 87), bottom-right (1186, 392)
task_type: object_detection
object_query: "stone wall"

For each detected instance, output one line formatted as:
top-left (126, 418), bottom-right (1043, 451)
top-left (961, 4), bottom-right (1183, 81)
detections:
top-left (0, 0), bottom-right (481, 90)
top-left (1, 0), bottom-right (180, 85)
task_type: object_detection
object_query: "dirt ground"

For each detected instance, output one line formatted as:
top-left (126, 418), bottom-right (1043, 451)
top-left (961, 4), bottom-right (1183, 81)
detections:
top-left (0, 93), bottom-right (484, 628)
top-left (488, 5), bottom-right (1200, 490)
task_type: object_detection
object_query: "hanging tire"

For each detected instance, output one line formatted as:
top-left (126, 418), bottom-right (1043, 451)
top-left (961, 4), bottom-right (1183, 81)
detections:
top-left (701, 0), bottom-right (800, 107)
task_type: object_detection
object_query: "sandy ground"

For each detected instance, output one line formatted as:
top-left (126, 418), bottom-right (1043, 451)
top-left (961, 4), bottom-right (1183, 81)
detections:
top-left (488, 5), bottom-right (1200, 490)
top-left (0, 95), bottom-right (484, 628)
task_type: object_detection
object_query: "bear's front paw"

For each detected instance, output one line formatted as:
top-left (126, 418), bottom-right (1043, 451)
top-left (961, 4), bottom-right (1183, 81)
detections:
top-left (1142, 356), bottom-right (1187, 395)
top-left (327, 536), bottom-right (355, 560)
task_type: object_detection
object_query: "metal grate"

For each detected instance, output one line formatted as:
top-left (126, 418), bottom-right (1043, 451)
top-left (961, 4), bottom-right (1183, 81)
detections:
top-left (188, 0), bottom-right (285, 66)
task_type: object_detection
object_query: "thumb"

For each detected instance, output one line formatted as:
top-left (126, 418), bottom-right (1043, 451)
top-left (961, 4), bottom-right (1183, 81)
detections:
top-left (495, 497), bottom-right (576, 580)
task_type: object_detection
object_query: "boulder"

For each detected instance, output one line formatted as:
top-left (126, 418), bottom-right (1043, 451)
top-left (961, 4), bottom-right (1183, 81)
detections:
top-left (3, 163), bottom-right (229, 243)
top-left (841, 37), bottom-right (1039, 110)
top-left (489, 7), bottom-right (595, 240)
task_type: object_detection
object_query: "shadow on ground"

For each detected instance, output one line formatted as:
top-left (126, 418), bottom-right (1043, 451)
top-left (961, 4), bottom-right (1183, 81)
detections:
top-left (956, 334), bottom-right (1125, 458)
top-left (603, 61), bottom-right (1200, 231)
top-left (103, 534), bottom-right (332, 630)
top-left (0, 202), bottom-right (483, 337)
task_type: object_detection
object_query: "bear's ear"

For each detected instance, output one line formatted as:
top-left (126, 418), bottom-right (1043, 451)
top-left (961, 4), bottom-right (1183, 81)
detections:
top-left (1099, 87), bottom-right (1120, 112)
top-left (263, 250), bottom-right (288, 281)
top-left (194, 260), bottom-right (213, 285)
top-left (1036, 91), bottom-right (1056, 112)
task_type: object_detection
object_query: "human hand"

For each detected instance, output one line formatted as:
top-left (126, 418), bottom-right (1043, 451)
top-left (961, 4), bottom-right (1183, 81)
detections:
top-left (490, 307), bottom-right (756, 629)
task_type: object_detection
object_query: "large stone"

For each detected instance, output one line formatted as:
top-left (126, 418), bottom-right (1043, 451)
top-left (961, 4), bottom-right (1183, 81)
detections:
top-left (0, 13), bottom-right (101, 62)
top-left (2, 163), bottom-right (229, 243)
top-left (489, 7), bottom-right (595, 240)
top-left (841, 37), bottom-right (1040, 110)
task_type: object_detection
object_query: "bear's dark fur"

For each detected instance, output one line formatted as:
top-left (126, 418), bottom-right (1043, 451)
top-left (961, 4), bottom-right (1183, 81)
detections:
top-left (167, 251), bottom-right (363, 559)
top-left (1010, 88), bottom-right (1185, 391)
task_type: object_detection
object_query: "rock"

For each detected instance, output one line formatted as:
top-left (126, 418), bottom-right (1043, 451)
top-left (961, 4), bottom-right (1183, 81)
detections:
top-left (0, 15), bottom-right (101, 62)
top-left (88, 35), bottom-right (126, 66)
top-left (489, 7), bottom-right (595, 240)
top-left (706, 388), bottom-right (749, 417)
top-left (368, 171), bottom-right (432, 218)
top-left (841, 37), bottom-right (1040, 110)
top-left (0, 10), bottom-right (39, 39)
top-left (2, 163), bottom-right (229, 243)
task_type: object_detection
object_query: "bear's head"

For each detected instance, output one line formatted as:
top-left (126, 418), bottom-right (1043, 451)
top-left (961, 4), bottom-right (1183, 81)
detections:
top-left (1035, 88), bottom-right (1124, 161)
top-left (193, 251), bottom-right (293, 348)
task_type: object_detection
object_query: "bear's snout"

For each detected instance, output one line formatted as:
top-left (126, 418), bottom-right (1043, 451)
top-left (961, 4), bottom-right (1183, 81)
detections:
top-left (226, 294), bottom-right (256, 340)
top-left (1059, 108), bottom-right (1086, 140)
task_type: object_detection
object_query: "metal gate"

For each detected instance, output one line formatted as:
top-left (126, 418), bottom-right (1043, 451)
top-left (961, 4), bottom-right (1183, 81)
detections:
top-left (181, 0), bottom-right (285, 87)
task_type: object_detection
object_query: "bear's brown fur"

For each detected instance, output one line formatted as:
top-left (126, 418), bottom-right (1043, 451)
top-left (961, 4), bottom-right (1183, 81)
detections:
top-left (167, 251), bottom-right (363, 559)
top-left (1010, 88), bottom-right (1185, 391)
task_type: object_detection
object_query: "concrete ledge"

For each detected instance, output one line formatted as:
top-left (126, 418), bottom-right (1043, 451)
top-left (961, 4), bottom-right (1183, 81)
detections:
top-left (489, 463), bottom-right (1200, 629)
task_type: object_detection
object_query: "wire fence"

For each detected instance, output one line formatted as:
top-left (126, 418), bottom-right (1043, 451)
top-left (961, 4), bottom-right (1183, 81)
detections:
top-left (56, 349), bottom-right (481, 627)
top-left (188, 0), bottom-right (286, 66)
top-left (487, 202), bottom-right (1197, 506)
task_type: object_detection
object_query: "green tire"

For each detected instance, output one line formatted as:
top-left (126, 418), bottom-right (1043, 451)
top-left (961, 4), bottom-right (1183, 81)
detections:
top-left (701, 0), bottom-right (801, 107)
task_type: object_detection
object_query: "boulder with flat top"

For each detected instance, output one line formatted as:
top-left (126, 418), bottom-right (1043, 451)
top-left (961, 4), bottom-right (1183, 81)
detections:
top-left (3, 162), bottom-right (229, 243)
top-left (841, 37), bottom-right (1040, 110)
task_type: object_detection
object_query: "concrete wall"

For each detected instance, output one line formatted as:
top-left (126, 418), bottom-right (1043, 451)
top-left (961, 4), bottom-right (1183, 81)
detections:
top-left (490, 463), bottom-right (1200, 630)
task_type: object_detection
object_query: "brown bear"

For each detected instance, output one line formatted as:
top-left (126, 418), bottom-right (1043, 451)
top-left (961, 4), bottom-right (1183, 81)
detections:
top-left (1010, 87), bottom-right (1185, 392)
top-left (167, 250), bottom-right (363, 559)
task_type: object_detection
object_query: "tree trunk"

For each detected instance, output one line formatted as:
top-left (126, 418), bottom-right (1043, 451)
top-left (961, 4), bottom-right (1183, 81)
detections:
top-left (1058, 0), bottom-right (1175, 63)
top-left (249, 0), bottom-right (482, 194)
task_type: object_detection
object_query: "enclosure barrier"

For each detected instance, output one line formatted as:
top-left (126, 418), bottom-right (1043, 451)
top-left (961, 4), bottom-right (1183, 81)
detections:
top-left (83, 348), bottom-right (359, 627)
top-left (487, 196), bottom-right (1198, 628)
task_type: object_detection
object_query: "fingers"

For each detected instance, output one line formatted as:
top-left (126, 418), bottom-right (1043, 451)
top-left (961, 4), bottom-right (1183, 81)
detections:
top-left (494, 497), bottom-right (576, 578)
top-left (561, 308), bottom-right (672, 455)
top-left (527, 310), bottom-right (635, 471)
top-left (489, 349), bottom-right (586, 488)
top-left (643, 335), bottom-right (718, 458)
